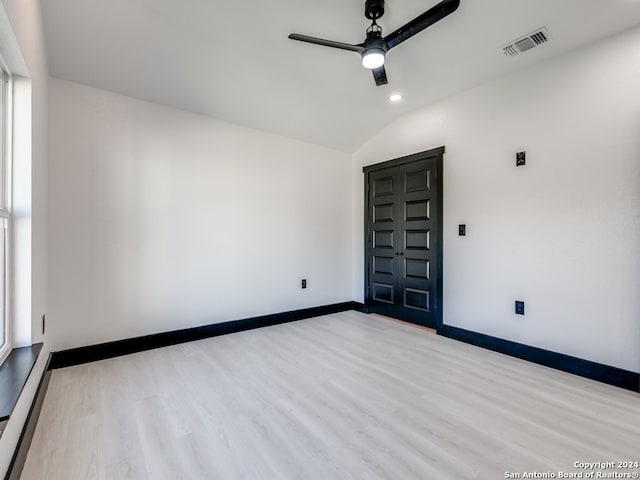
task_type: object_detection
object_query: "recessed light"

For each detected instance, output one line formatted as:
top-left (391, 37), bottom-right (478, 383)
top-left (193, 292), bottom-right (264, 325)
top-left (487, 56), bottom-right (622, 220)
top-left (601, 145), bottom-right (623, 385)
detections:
top-left (389, 94), bottom-right (403, 102)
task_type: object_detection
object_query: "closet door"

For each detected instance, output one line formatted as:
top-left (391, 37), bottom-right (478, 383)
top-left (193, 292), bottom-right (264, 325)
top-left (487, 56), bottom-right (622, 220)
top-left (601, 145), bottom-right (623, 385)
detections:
top-left (364, 147), bottom-right (443, 329)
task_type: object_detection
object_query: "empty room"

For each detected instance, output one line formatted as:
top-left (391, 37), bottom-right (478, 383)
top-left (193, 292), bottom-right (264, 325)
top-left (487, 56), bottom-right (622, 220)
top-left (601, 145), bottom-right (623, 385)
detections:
top-left (0, 0), bottom-right (639, 478)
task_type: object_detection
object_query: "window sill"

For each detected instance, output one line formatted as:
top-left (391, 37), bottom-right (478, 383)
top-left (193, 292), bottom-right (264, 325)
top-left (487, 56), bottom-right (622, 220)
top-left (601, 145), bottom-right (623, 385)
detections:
top-left (0, 343), bottom-right (43, 436)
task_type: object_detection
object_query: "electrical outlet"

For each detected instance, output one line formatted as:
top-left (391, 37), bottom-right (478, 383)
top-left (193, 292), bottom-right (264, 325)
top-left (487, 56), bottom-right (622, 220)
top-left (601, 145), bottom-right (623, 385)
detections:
top-left (515, 301), bottom-right (525, 315)
top-left (42, 314), bottom-right (46, 334)
top-left (301, 279), bottom-right (307, 289)
top-left (459, 224), bottom-right (466, 236)
top-left (516, 151), bottom-right (526, 166)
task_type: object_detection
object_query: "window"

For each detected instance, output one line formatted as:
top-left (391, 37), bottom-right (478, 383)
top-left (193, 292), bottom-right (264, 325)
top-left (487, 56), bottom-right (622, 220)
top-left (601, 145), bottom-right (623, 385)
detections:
top-left (0, 69), bottom-right (11, 363)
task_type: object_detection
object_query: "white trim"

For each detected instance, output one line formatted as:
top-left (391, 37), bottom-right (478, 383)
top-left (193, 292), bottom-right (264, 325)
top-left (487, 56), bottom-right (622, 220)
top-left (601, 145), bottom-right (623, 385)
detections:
top-left (0, 69), bottom-right (11, 363)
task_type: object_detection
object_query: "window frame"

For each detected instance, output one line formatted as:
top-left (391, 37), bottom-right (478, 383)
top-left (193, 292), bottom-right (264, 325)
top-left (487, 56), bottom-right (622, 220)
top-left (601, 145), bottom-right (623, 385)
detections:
top-left (0, 68), bottom-right (12, 365)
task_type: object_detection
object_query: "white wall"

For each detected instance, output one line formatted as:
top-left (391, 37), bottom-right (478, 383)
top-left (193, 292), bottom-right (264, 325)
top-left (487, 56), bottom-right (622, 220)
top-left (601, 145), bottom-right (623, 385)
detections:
top-left (48, 78), bottom-right (352, 351)
top-left (0, 0), bottom-right (48, 476)
top-left (352, 26), bottom-right (640, 373)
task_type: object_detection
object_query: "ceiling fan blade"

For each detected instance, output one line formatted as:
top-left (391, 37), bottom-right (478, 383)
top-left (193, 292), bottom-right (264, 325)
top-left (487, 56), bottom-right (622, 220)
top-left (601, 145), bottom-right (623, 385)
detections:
top-left (288, 34), bottom-right (364, 53)
top-left (372, 65), bottom-right (388, 86)
top-left (384, 0), bottom-right (460, 50)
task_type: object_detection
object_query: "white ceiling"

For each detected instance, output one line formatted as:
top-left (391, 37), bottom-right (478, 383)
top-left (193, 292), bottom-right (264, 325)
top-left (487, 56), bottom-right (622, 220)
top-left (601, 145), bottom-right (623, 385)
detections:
top-left (42, 0), bottom-right (640, 152)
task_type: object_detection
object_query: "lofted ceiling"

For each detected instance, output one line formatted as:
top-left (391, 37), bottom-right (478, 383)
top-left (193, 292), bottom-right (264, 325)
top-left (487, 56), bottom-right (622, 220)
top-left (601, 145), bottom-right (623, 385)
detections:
top-left (42, 0), bottom-right (640, 152)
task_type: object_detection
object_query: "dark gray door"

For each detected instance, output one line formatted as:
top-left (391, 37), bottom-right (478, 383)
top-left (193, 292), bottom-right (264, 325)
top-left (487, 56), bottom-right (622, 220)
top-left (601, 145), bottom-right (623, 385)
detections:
top-left (364, 147), bottom-right (443, 329)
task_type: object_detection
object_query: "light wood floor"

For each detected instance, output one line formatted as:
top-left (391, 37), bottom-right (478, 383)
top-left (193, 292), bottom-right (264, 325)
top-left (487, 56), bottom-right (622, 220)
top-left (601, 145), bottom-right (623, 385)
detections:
top-left (21, 311), bottom-right (640, 479)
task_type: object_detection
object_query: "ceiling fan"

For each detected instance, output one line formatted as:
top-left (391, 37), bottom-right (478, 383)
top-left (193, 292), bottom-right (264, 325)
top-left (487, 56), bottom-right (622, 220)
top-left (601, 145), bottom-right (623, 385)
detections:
top-left (289, 0), bottom-right (460, 86)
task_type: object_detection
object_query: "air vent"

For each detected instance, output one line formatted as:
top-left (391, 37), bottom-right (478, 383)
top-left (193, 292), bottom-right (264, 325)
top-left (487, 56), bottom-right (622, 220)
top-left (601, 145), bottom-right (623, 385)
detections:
top-left (502, 28), bottom-right (550, 57)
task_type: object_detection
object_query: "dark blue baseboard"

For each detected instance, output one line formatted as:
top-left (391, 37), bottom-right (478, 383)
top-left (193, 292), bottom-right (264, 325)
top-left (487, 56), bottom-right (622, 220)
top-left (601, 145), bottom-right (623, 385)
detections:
top-left (351, 301), bottom-right (367, 313)
top-left (438, 325), bottom-right (639, 392)
top-left (50, 302), bottom-right (355, 369)
top-left (49, 304), bottom-right (639, 393)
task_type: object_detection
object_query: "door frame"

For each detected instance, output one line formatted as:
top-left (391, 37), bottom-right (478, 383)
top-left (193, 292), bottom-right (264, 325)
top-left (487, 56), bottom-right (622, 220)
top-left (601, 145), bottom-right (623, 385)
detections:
top-left (363, 146), bottom-right (444, 330)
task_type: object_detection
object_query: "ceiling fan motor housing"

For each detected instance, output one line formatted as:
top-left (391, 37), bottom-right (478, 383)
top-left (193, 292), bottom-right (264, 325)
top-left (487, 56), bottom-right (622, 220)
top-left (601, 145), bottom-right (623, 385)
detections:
top-left (365, 0), bottom-right (385, 20)
top-left (364, 29), bottom-right (388, 52)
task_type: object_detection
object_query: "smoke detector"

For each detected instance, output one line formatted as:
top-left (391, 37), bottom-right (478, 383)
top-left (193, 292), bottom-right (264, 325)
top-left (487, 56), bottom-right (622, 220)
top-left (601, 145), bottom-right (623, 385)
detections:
top-left (502, 28), bottom-right (550, 57)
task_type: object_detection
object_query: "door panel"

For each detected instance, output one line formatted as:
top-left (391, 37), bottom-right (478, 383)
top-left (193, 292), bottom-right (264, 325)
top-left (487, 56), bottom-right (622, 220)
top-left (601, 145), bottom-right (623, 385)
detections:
top-left (405, 258), bottom-right (429, 279)
top-left (405, 230), bottom-right (430, 250)
top-left (364, 147), bottom-right (443, 329)
top-left (405, 169), bottom-right (430, 192)
top-left (373, 230), bottom-right (394, 249)
top-left (404, 288), bottom-right (430, 311)
top-left (373, 255), bottom-right (394, 275)
top-left (373, 283), bottom-right (394, 303)
top-left (372, 176), bottom-right (394, 197)
top-left (373, 203), bottom-right (394, 222)
top-left (405, 200), bottom-right (430, 221)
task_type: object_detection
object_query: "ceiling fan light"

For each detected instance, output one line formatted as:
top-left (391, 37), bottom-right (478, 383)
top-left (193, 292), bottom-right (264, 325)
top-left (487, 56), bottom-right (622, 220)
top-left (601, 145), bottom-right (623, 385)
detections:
top-left (361, 50), bottom-right (385, 69)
